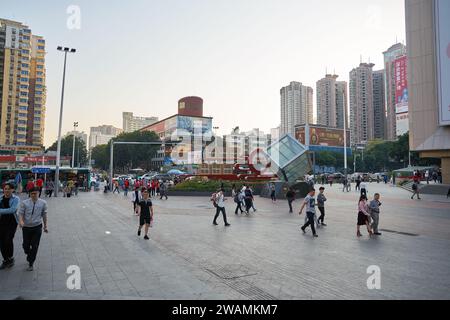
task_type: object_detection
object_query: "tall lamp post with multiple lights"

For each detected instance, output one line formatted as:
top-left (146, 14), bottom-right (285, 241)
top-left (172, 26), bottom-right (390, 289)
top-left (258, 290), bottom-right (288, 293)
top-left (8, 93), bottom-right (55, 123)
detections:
top-left (54, 46), bottom-right (76, 197)
top-left (71, 121), bottom-right (78, 168)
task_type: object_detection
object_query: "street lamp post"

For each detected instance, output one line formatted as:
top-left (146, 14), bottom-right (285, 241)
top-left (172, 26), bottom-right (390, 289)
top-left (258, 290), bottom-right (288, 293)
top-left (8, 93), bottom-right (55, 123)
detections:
top-left (72, 121), bottom-right (78, 168)
top-left (54, 46), bottom-right (76, 197)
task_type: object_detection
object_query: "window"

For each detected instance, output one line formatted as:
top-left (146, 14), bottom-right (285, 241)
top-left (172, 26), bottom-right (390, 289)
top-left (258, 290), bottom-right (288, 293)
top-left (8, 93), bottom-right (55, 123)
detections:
top-left (19, 113), bottom-right (27, 118)
top-left (34, 117), bottom-right (40, 122)
top-left (20, 77), bottom-right (28, 82)
top-left (19, 98), bottom-right (27, 103)
top-left (36, 78), bottom-right (43, 82)
top-left (37, 39), bottom-right (45, 44)
top-left (37, 58), bottom-right (44, 63)
top-left (34, 111), bottom-right (40, 115)
top-left (37, 45), bottom-right (45, 50)
top-left (17, 127), bottom-right (26, 132)
top-left (17, 134), bottom-right (26, 139)
top-left (20, 84), bottom-right (28, 89)
top-left (20, 91), bottom-right (28, 96)
top-left (35, 91), bottom-right (42, 95)
top-left (22, 35), bottom-right (30, 40)
top-left (19, 106), bottom-right (27, 111)
top-left (36, 65), bottom-right (44, 69)
top-left (21, 63), bottom-right (29, 68)
top-left (21, 49), bottom-right (29, 54)
top-left (36, 71), bottom-right (43, 76)
top-left (35, 84), bottom-right (43, 89)
top-left (21, 70), bottom-right (29, 75)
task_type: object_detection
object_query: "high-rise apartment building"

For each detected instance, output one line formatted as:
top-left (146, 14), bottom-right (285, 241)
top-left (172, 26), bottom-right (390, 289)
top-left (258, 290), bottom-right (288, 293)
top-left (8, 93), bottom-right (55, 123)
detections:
top-left (64, 130), bottom-right (88, 147)
top-left (349, 63), bottom-right (375, 146)
top-left (89, 125), bottom-right (123, 149)
top-left (383, 43), bottom-right (407, 140)
top-left (372, 70), bottom-right (386, 140)
top-left (122, 112), bottom-right (158, 132)
top-left (335, 81), bottom-right (348, 129)
top-left (316, 74), bottom-right (348, 129)
top-left (280, 82), bottom-right (313, 137)
top-left (0, 19), bottom-right (46, 149)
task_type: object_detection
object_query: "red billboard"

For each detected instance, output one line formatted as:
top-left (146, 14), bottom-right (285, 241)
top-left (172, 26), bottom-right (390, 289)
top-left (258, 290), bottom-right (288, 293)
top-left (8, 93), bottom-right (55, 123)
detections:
top-left (394, 56), bottom-right (408, 114)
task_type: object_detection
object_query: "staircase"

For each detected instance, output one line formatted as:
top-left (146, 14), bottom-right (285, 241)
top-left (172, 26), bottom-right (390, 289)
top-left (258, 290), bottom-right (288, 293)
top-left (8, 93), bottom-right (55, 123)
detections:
top-left (401, 181), bottom-right (450, 195)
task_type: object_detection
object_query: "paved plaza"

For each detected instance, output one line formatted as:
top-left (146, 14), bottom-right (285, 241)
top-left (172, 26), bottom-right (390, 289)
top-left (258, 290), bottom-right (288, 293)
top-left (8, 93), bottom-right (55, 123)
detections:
top-left (1, 182), bottom-right (449, 300)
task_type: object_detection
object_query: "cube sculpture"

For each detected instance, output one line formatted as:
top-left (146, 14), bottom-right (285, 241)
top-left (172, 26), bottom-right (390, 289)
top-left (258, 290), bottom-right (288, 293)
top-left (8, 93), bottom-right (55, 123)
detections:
top-left (266, 134), bottom-right (312, 184)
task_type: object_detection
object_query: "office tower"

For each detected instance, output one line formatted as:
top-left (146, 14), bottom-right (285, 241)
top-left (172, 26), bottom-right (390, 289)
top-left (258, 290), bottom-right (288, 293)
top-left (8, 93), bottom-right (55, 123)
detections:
top-left (372, 70), bottom-right (386, 139)
top-left (406, 0), bottom-right (450, 183)
top-left (122, 112), bottom-right (158, 132)
top-left (349, 63), bottom-right (375, 146)
top-left (280, 81), bottom-right (313, 137)
top-left (0, 19), bottom-right (46, 148)
top-left (316, 74), bottom-right (348, 129)
top-left (383, 43), bottom-right (407, 140)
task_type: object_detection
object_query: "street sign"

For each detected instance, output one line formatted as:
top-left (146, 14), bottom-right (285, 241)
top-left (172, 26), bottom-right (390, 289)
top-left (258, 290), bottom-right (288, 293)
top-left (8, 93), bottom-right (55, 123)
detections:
top-left (31, 167), bottom-right (51, 174)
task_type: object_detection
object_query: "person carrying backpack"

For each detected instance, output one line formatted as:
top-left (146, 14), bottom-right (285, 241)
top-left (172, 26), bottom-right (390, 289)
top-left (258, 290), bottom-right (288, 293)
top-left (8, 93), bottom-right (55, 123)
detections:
top-left (244, 187), bottom-right (253, 214)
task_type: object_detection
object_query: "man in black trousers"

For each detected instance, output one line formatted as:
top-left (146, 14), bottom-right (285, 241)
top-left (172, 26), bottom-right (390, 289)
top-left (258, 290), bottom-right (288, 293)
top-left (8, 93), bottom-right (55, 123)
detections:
top-left (18, 187), bottom-right (48, 271)
top-left (0, 183), bottom-right (20, 270)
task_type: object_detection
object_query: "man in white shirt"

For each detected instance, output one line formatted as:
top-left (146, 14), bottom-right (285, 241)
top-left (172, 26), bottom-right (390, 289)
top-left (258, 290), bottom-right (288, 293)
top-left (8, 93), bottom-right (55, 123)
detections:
top-left (213, 189), bottom-right (230, 226)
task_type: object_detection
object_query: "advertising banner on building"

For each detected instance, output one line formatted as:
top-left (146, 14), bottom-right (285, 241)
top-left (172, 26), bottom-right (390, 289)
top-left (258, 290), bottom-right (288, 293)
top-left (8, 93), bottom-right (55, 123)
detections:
top-left (394, 55), bottom-right (408, 114)
top-left (295, 126), bottom-right (350, 147)
top-left (435, 0), bottom-right (450, 126)
top-left (396, 113), bottom-right (409, 136)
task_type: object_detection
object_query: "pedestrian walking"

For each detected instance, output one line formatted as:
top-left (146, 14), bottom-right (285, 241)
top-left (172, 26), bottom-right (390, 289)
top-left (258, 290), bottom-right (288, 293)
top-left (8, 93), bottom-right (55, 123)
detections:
top-left (213, 189), bottom-right (230, 226)
top-left (36, 177), bottom-right (44, 197)
top-left (328, 175), bottom-right (333, 187)
top-left (124, 179), bottom-right (130, 197)
top-left (112, 180), bottom-right (120, 194)
top-left (159, 181), bottom-right (168, 200)
top-left (357, 195), bottom-right (373, 237)
top-left (0, 183), bottom-right (20, 269)
top-left (286, 187), bottom-right (296, 213)
top-left (270, 183), bottom-right (276, 202)
top-left (137, 189), bottom-right (153, 240)
top-left (411, 180), bottom-right (421, 199)
top-left (244, 186), bottom-right (254, 214)
top-left (369, 193), bottom-right (382, 236)
top-left (425, 170), bottom-right (430, 184)
top-left (355, 175), bottom-right (361, 191)
top-left (234, 189), bottom-right (244, 214)
top-left (317, 187), bottom-right (327, 226)
top-left (299, 188), bottom-right (318, 237)
top-left (360, 181), bottom-right (368, 198)
top-left (45, 180), bottom-right (54, 198)
top-left (132, 186), bottom-right (141, 215)
top-left (18, 187), bottom-right (48, 271)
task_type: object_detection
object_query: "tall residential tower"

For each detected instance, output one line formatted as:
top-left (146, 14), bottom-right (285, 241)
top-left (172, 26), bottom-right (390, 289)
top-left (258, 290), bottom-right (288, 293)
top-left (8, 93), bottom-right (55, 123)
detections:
top-left (0, 19), bottom-right (46, 149)
top-left (316, 74), bottom-right (348, 129)
top-left (280, 81), bottom-right (313, 137)
top-left (349, 63), bottom-right (375, 146)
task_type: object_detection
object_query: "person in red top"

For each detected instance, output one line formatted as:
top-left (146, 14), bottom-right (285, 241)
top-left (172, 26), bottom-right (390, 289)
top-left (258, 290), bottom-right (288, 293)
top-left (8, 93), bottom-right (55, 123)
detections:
top-left (35, 178), bottom-right (44, 198)
top-left (150, 180), bottom-right (156, 197)
top-left (124, 179), bottom-right (130, 197)
top-left (26, 180), bottom-right (35, 197)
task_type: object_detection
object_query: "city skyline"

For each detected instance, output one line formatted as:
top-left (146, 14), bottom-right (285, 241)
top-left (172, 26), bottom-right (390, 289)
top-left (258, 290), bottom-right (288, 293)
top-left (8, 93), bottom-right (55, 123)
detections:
top-left (1, 0), bottom-right (406, 147)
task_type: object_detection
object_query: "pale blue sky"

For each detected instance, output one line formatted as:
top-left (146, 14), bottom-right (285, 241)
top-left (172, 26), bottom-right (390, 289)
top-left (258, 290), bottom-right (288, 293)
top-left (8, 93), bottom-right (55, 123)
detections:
top-left (1, 0), bottom-right (406, 147)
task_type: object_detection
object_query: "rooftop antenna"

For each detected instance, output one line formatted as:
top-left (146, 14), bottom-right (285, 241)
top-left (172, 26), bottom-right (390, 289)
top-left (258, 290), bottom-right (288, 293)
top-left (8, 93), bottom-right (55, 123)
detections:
top-left (360, 54), bottom-right (362, 64)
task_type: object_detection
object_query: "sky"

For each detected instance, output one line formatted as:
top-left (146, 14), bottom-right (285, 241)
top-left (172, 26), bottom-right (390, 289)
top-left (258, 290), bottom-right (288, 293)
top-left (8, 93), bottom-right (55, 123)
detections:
top-left (1, 0), bottom-right (406, 147)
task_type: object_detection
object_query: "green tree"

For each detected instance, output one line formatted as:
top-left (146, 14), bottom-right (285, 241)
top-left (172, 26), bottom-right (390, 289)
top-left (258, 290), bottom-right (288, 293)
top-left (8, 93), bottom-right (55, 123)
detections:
top-left (46, 135), bottom-right (88, 166)
top-left (90, 130), bottom-right (161, 172)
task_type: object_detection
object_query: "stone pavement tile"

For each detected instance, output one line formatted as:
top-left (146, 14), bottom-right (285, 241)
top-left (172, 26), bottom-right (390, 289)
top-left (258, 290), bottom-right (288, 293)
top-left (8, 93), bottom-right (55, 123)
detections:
top-left (119, 287), bottom-right (139, 297)
top-left (109, 271), bottom-right (128, 281)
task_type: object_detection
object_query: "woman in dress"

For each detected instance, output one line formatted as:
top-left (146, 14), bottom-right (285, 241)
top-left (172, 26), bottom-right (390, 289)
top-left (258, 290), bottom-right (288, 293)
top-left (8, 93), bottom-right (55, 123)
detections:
top-left (357, 195), bottom-right (372, 237)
